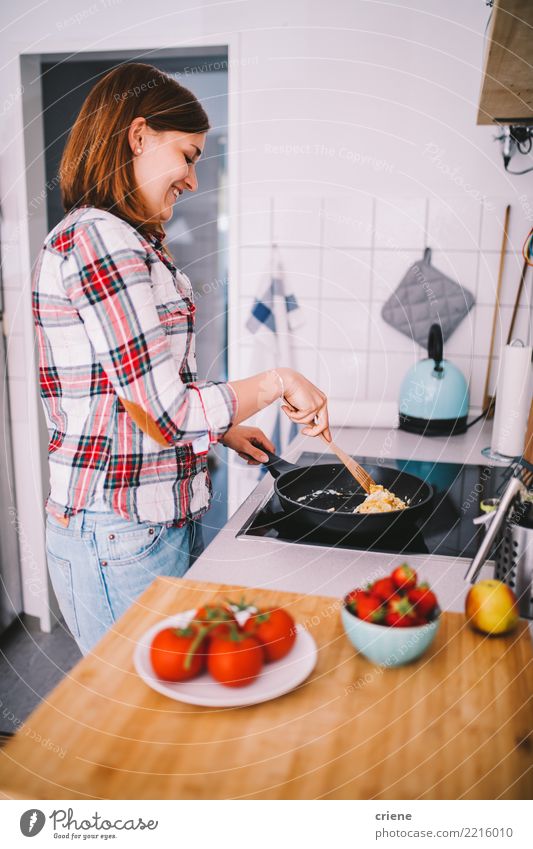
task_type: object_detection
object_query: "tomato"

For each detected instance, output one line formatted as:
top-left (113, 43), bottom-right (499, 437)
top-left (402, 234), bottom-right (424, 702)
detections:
top-left (369, 577), bottom-right (396, 603)
top-left (150, 625), bottom-right (206, 681)
top-left (390, 563), bottom-right (418, 591)
top-left (207, 631), bottom-right (264, 687)
top-left (193, 603), bottom-right (237, 639)
top-left (242, 607), bottom-right (296, 662)
top-left (408, 585), bottom-right (438, 619)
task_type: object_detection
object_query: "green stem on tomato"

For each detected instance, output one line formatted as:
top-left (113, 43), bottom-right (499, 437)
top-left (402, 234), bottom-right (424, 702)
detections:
top-left (184, 623), bottom-right (211, 671)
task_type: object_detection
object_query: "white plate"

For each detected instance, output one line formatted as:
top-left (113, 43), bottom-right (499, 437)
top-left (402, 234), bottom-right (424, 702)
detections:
top-left (134, 609), bottom-right (318, 708)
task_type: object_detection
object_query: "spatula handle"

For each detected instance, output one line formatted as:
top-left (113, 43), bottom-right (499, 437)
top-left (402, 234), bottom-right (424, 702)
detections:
top-left (319, 434), bottom-right (375, 493)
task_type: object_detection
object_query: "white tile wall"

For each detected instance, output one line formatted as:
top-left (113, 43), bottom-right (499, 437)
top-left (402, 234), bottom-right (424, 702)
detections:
top-left (321, 249), bottom-right (372, 300)
top-left (319, 300), bottom-right (370, 351)
top-left (236, 193), bottom-right (532, 413)
top-left (322, 195), bottom-right (374, 248)
top-left (426, 196), bottom-right (482, 251)
top-left (318, 350), bottom-right (368, 400)
top-left (374, 196), bottom-right (427, 250)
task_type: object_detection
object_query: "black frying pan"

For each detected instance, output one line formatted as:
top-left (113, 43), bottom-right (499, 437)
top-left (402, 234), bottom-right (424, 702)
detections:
top-left (261, 450), bottom-right (434, 539)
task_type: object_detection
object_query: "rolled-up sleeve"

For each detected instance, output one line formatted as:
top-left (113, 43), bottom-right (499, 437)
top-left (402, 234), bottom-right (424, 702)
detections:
top-left (61, 218), bottom-right (236, 446)
top-left (193, 381), bottom-right (238, 442)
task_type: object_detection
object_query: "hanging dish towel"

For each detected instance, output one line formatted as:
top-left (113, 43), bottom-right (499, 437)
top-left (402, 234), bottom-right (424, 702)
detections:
top-left (381, 247), bottom-right (475, 348)
top-left (246, 250), bottom-right (303, 454)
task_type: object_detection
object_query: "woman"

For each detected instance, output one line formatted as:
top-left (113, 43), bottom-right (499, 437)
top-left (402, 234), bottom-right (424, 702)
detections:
top-left (33, 63), bottom-right (330, 655)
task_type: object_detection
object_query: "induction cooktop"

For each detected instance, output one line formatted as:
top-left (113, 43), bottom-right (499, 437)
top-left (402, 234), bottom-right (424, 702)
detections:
top-left (236, 453), bottom-right (509, 559)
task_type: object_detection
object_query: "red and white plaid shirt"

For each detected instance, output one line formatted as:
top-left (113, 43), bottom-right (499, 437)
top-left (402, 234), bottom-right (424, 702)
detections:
top-left (32, 206), bottom-right (237, 525)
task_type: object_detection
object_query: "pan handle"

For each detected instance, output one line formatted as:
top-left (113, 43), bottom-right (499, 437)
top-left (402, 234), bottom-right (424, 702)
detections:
top-left (259, 448), bottom-right (298, 479)
top-left (239, 444), bottom-right (297, 477)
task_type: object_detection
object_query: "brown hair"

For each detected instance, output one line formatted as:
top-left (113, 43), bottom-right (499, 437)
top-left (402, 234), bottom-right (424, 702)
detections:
top-left (60, 62), bottom-right (210, 241)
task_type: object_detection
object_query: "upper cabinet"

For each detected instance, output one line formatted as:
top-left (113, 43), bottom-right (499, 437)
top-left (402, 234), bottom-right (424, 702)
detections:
top-left (477, 0), bottom-right (533, 125)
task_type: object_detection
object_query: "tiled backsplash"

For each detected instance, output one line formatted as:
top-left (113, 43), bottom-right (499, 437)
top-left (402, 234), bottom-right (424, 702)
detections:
top-left (234, 194), bottom-right (532, 412)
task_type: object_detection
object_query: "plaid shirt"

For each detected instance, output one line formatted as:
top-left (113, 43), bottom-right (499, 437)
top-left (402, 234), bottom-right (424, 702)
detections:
top-left (32, 206), bottom-right (237, 525)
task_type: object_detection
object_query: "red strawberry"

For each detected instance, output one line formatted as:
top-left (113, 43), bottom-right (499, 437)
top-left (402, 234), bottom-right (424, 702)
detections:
top-left (385, 612), bottom-right (416, 627)
top-left (385, 594), bottom-right (417, 627)
top-left (348, 591), bottom-right (385, 623)
top-left (408, 584), bottom-right (438, 619)
top-left (370, 577), bottom-right (396, 602)
top-left (391, 563), bottom-right (418, 592)
top-left (344, 588), bottom-right (367, 613)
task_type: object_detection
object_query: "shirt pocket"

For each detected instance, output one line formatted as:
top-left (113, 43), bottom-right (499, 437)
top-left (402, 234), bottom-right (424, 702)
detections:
top-left (157, 298), bottom-right (196, 335)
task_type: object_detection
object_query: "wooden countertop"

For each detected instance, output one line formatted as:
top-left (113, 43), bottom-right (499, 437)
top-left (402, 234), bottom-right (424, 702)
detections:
top-left (0, 578), bottom-right (531, 800)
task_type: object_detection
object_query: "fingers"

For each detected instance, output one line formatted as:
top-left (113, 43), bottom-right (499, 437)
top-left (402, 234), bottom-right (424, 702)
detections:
top-left (281, 403), bottom-right (298, 416)
top-left (249, 430), bottom-right (276, 453)
top-left (282, 406), bottom-right (317, 423)
top-left (301, 404), bottom-right (330, 438)
top-left (237, 452), bottom-right (260, 465)
top-left (242, 442), bottom-right (269, 463)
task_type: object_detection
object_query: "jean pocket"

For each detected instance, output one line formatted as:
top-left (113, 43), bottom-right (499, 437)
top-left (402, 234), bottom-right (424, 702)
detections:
top-left (97, 523), bottom-right (191, 620)
top-left (46, 552), bottom-right (80, 638)
top-left (95, 522), bottom-right (167, 567)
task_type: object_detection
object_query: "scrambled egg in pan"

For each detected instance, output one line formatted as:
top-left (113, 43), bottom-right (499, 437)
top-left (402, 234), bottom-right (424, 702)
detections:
top-left (354, 484), bottom-right (407, 514)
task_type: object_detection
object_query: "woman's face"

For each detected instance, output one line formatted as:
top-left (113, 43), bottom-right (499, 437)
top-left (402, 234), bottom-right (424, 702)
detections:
top-left (130, 123), bottom-right (206, 224)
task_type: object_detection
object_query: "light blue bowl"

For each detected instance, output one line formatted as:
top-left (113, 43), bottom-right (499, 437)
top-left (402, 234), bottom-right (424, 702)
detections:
top-left (341, 606), bottom-right (440, 667)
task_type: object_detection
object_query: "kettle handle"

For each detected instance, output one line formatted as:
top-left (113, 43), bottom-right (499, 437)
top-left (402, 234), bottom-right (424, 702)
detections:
top-left (428, 323), bottom-right (443, 368)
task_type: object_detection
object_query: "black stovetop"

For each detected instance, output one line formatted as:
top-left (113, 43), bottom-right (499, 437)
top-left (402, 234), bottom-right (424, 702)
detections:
top-left (236, 452), bottom-right (509, 559)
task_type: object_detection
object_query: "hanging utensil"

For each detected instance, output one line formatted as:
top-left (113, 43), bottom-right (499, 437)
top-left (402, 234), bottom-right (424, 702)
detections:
top-left (465, 399), bottom-right (533, 583)
top-left (482, 204), bottom-right (510, 418)
top-left (464, 475), bottom-right (525, 584)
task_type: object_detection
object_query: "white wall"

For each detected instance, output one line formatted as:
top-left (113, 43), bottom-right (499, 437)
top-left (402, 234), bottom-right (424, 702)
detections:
top-left (0, 1), bottom-right (532, 620)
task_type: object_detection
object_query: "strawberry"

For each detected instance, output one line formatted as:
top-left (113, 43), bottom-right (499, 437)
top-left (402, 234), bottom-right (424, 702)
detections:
top-left (347, 591), bottom-right (385, 623)
top-left (344, 588), bottom-right (366, 612)
top-left (385, 612), bottom-right (416, 627)
top-left (370, 577), bottom-right (396, 602)
top-left (408, 584), bottom-right (438, 619)
top-left (385, 594), bottom-right (417, 627)
top-left (391, 563), bottom-right (418, 592)
top-left (345, 588), bottom-right (364, 604)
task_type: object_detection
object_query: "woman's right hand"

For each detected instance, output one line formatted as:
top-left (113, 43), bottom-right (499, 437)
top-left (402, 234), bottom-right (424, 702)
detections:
top-left (277, 368), bottom-right (331, 441)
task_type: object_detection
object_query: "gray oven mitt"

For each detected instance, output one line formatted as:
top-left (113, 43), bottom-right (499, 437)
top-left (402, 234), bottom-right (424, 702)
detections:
top-left (381, 247), bottom-right (475, 348)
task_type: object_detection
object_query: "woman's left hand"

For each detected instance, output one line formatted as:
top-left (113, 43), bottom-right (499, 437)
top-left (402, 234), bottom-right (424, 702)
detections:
top-left (220, 425), bottom-right (275, 464)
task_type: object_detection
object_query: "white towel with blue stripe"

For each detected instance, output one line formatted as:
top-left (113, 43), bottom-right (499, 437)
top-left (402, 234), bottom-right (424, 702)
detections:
top-left (246, 256), bottom-right (303, 453)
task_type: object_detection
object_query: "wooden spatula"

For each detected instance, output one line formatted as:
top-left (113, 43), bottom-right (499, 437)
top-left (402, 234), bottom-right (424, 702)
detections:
top-left (320, 433), bottom-right (376, 493)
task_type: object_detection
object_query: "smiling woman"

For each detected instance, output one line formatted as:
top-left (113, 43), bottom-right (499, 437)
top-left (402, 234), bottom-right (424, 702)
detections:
top-left (59, 63), bottom-right (209, 244)
top-left (32, 62), bottom-right (330, 655)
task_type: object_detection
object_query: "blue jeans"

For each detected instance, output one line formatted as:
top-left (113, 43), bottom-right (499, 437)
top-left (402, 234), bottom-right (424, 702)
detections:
top-left (45, 510), bottom-right (204, 656)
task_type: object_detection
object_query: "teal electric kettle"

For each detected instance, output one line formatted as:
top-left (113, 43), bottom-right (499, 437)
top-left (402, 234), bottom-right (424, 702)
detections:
top-left (398, 323), bottom-right (470, 436)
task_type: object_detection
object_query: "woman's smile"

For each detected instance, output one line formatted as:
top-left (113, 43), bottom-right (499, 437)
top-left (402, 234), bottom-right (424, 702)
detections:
top-left (170, 184), bottom-right (183, 202)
